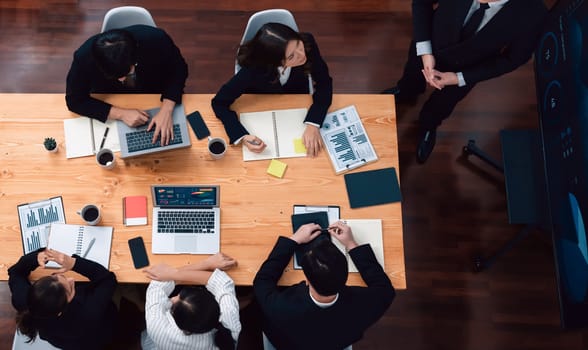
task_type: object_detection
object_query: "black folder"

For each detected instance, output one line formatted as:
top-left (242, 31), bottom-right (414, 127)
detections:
top-left (343, 167), bottom-right (402, 208)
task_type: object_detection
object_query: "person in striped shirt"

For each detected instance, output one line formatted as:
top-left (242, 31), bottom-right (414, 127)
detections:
top-left (140, 252), bottom-right (241, 350)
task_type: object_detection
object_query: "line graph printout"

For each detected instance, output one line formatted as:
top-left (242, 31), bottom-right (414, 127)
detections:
top-left (17, 197), bottom-right (66, 254)
top-left (320, 105), bottom-right (378, 174)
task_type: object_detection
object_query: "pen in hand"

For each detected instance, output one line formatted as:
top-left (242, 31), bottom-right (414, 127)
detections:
top-left (315, 226), bottom-right (340, 235)
top-left (246, 139), bottom-right (261, 146)
top-left (82, 238), bottom-right (96, 258)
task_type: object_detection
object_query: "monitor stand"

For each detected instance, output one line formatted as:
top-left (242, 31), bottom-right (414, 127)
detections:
top-left (462, 129), bottom-right (549, 272)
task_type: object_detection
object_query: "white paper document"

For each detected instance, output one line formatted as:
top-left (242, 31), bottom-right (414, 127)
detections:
top-left (332, 219), bottom-right (385, 272)
top-left (320, 105), bottom-right (378, 174)
top-left (63, 117), bottom-right (120, 159)
top-left (240, 108), bottom-right (308, 161)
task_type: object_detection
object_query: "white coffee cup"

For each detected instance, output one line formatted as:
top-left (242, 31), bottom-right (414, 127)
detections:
top-left (96, 148), bottom-right (115, 169)
top-left (207, 137), bottom-right (227, 160)
top-left (77, 204), bottom-right (101, 226)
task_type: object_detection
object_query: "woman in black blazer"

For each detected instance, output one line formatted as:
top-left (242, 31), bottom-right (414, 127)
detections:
top-left (211, 23), bottom-right (333, 157)
top-left (8, 249), bottom-right (118, 350)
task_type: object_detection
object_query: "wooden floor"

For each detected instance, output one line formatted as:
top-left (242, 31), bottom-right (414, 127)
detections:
top-left (2, 1), bottom-right (587, 349)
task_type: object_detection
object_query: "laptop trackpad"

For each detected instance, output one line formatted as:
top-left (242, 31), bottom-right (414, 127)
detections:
top-left (174, 236), bottom-right (197, 253)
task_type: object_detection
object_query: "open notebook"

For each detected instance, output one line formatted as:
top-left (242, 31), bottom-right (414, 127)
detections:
top-left (332, 219), bottom-right (385, 272)
top-left (240, 108), bottom-right (308, 161)
top-left (63, 118), bottom-right (120, 159)
top-left (46, 223), bottom-right (113, 269)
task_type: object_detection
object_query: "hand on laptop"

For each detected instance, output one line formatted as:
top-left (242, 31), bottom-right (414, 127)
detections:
top-left (109, 106), bottom-right (149, 127)
top-left (148, 99), bottom-right (175, 146)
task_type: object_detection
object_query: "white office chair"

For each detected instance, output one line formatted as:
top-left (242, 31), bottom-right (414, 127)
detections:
top-left (234, 9), bottom-right (299, 74)
top-left (101, 6), bottom-right (156, 32)
top-left (12, 330), bottom-right (60, 350)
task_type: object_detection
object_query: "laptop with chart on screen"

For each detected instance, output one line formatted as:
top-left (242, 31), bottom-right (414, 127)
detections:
top-left (151, 185), bottom-right (220, 254)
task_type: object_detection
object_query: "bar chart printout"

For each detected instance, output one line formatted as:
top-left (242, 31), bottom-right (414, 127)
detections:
top-left (320, 105), bottom-right (378, 174)
top-left (17, 197), bottom-right (66, 254)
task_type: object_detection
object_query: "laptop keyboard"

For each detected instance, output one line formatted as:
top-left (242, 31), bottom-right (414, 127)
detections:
top-left (157, 210), bottom-right (216, 234)
top-left (126, 124), bottom-right (183, 153)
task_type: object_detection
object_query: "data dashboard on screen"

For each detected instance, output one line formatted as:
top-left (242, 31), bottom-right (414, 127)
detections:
top-left (535, 0), bottom-right (588, 328)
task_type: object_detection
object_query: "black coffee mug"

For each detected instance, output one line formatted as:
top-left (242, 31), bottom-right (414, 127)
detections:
top-left (207, 137), bottom-right (227, 159)
top-left (77, 204), bottom-right (101, 225)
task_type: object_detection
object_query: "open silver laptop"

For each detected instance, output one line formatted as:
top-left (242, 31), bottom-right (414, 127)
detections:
top-left (117, 104), bottom-right (191, 158)
top-left (151, 185), bottom-right (220, 254)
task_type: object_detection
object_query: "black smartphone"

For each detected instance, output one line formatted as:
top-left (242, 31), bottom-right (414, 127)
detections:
top-left (128, 236), bottom-right (149, 269)
top-left (186, 110), bottom-right (210, 140)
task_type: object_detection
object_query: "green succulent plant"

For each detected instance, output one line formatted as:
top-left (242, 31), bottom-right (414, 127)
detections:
top-left (43, 137), bottom-right (57, 151)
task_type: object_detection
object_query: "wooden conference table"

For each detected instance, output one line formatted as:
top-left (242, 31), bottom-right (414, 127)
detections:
top-left (0, 93), bottom-right (405, 288)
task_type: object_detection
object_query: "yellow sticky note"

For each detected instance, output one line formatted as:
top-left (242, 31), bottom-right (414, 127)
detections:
top-left (267, 159), bottom-right (288, 178)
top-left (293, 138), bottom-right (307, 154)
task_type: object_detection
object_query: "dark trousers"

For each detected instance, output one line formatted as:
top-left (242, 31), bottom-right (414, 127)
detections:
top-left (397, 41), bottom-right (476, 131)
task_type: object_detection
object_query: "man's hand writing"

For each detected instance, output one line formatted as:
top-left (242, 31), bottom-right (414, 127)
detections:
top-left (328, 221), bottom-right (358, 251)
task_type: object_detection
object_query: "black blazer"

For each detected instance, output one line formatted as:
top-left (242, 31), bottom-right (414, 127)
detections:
top-left (412, 0), bottom-right (547, 84)
top-left (65, 25), bottom-right (188, 122)
top-left (211, 33), bottom-right (333, 144)
top-left (8, 251), bottom-right (118, 350)
top-left (253, 237), bottom-right (395, 350)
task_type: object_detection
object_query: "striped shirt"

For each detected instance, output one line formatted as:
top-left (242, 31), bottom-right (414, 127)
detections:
top-left (141, 269), bottom-right (241, 350)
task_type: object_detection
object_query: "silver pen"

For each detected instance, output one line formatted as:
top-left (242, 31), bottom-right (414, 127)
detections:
top-left (82, 237), bottom-right (96, 258)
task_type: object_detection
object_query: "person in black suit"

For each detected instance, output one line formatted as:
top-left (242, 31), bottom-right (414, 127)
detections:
top-left (385, 0), bottom-right (548, 163)
top-left (253, 221), bottom-right (395, 350)
top-left (212, 22), bottom-right (333, 157)
top-left (66, 25), bottom-right (188, 146)
top-left (8, 249), bottom-right (118, 349)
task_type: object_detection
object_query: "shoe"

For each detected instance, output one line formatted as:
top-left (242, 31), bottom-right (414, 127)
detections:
top-left (381, 86), bottom-right (417, 105)
top-left (416, 128), bottom-right (437, 164)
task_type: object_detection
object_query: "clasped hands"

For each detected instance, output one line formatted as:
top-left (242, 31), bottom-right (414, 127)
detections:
top-left (38, 249), bottom-right (76, 273)
top-left (420, 54), bottom-right (459, 90)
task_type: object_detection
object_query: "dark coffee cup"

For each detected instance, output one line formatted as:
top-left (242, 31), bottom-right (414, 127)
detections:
top-left (207, 137), bottom-right (227, 159)
top-left (77, 204), bottom-right (101, 225)
top-left (96, 148), bottom-right (115, 169)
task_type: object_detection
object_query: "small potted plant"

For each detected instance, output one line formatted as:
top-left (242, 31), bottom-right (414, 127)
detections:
top-left (43, 137), bottom-right (58, 153)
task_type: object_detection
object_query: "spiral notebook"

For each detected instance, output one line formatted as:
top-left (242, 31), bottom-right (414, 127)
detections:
top-left (240, 108), bottom-right (308, 161)
top-left (46, 223), bottom-right (113, 269)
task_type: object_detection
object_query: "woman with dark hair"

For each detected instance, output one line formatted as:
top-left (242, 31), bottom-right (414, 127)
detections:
top-left (8, 248), bottom-right (117, 349)
top-left (141, 252), bottom-right (240, 350)
top-left (212, 22), bottom-right (333, 157)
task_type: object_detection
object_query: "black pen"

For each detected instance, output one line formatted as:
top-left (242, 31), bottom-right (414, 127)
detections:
top-left (99, 127), bottom-right (110, 150)
top-left (247, 139), bottom-right (261, 146)
top-left (315, 227), bottom-right (339, 234)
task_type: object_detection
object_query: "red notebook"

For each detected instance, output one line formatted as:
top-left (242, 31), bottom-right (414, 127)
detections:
top-left (123, 196), bottom-right (148, 226)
